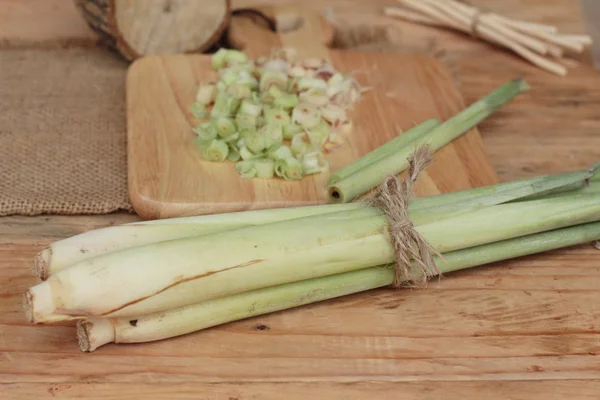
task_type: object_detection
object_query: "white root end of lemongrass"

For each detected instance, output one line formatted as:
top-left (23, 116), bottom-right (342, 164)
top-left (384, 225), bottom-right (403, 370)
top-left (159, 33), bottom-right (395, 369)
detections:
top-left (24, 283), bottom-right (56, 324)
top-left (595, 240), bottom-right (600, 250)
top-left (33, 249), bottom-right (50, 281)
top-left (77, 317), bottom-right (115, 352)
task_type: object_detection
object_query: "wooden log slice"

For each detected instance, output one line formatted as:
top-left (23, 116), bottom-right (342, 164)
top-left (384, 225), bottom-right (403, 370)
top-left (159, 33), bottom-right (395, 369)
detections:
top-left (74, 0), bottom-right (231, 60)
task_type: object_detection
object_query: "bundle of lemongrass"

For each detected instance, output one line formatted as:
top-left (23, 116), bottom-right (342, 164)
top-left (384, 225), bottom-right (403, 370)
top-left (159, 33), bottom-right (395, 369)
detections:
top-left (384, 0), bottom-right (593, 77)
top-left (23, 78), bottom-right (600, 352)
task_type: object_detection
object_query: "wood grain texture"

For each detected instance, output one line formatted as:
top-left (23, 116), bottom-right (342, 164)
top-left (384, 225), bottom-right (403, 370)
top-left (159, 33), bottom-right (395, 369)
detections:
top-left (127, 6), bottom-right (497, 219)
top-left (3, 0), bottom-right (600, 398)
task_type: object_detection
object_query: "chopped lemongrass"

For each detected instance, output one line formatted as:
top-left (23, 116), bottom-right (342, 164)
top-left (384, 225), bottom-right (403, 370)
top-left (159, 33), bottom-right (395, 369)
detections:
top-left (259, 70), bottom-right (288, 93)
top-left (195, 83), bottom-right (216, 105)
top-left (189, 103), bottom-right (208, 119)
top-left (302, 152), bottom-right (328, 175)
top-left (292, 103), bottom-right (321, 129)
top-left (281, 157), bottom-right (304, 181)
top-left (215, 80), bottom-right (227, 92)
top-left (224, 49), bottom-right (248, 65)
top-left (235, 114), bottom-right (257, 131)
top-left (212, 117), bottom-right (236, 139)
top-left (267, 85), bottom-right (284, 99)
top-left (264, 107), bottom-right (291, 126)
top-left (269, 145), bottom-right (294, 161)
top-left (255, 159), bottom-right (275, 179)
top-left (328, 119), bottom-right (440, 185)
top-left (239, 146), bottom-right (262, 161)
top-left (227, 147), bottom-right (241, 162)
top-left (327, 73), bottom-right (344, 87)
top-left (211, 48), bottom-right (228, 70)
top-left (298, 77), bottom-right (328, 91)
top-left (290, 133), bottom-right (314, 156)
top-left (328, 79), bottom-right (530, 203)
top-left (244, 131), bottom-right (267, 154)
top-left (239, 99), bottom-right (262, 117)
top-left (77, 220), bottom-right (600, 352)
top-left (282, 123), bottom-right (304, 140)
top-left (236, 161), bottom-right (256, 178)
top-left (321, 104), bottom-right (348, 124)
top-left (306, 121), bottom-right (330, 148)
top-left (224, 132), bottom-right (240, 143)
top-left (227, 84), bottom-right (252, 99)
top-left (288, 66), bottom-right (306, 77)
top-left (201, 139), bottom-right (229, 162)
top-left (263, 124), bottom-right (283, 143)
top-left (274, 93), bottom-right (299, 109)
top-left (193, 122), bottom-right (218, 141)
top-left (192, 49), bottom-right (367, 180)
top-left (299, 88), bottom-right (329, 106)
top-left (220, 69), bottom-right (238, 86)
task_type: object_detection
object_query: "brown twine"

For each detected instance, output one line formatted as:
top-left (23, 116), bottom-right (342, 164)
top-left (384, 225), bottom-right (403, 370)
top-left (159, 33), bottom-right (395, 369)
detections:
top-left (365, 145), bottom-right (444, 288)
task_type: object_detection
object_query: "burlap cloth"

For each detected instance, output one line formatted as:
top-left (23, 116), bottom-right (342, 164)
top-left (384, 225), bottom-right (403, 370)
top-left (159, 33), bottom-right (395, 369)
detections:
top-left (0, 47), bottom-right (132, 216)
top-left (0, 22), bottom-right (453, 216)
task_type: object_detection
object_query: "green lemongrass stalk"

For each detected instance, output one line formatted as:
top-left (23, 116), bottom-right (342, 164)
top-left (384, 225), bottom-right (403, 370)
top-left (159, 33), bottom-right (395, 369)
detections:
top-left (78, 221), bottom-right (600, 352)
top-left (327, 119), bottom-right (440, 185)
top-left (529, 180), bottom-right (600, 200)
top-left (25, 193), bottom-right (600, 322)
top-left (35, 166), bottom-right (594, 280)
top-left (33, 203), bottom-right (363, 280)
top-left (327, 78), bottom-right (530, 203)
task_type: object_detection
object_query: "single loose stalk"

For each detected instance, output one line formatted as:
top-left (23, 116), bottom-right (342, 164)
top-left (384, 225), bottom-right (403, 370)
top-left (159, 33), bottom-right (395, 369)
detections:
top-left (327, 119), bottom-right (440, 185)
top-left (327, 78), bottom-right (530, 203)
top-left (25, 193), bottom-right (600, 322)
top-left (78, 220), bottom-right (600, 351)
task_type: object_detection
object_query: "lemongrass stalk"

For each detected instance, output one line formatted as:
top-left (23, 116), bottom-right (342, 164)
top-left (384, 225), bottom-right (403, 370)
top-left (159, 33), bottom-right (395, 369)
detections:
top-left (34, 203), bottom-right (365, 280)
top-left (328, 119), bottom-right (440, 185)
top-left (35, 166), bottom-right (594, 280)
top-left (78, 220), bottom-right (600, 351)
top-left (25, 193), bottom-right (600, 322)
top-left (328, 78), bottom-right (530, 203)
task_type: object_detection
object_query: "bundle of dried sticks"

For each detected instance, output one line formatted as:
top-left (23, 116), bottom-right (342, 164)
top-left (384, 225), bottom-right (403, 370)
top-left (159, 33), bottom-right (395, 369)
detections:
top-left (385, 0), bottom-right (593, 76)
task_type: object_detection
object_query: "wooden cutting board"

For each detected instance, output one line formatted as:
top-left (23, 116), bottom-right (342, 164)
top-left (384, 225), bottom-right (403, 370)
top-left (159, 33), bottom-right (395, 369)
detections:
top-left (127, 5), bottom-right (498, 220)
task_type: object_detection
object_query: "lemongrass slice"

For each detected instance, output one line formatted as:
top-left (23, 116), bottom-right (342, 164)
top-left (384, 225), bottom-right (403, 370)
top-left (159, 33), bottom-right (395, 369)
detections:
top-left (328, 78), bottom-right (529, 203)
top-left (26, 193), bottom-right (600, 322)
top-left (292, 103), bottom-right (321, 129)
top-left (189, 103), bottom-right (208, 119)
top-left (282, 123), bottom-right (303, 140)
top-left (200, 139), bottom-right (228, 162)
top-left (196, 83), bottom-right (216, 105)
top-left (192, 122), bottom-right (217, 141)
top-left (78, 220), bottom-right (600, 351)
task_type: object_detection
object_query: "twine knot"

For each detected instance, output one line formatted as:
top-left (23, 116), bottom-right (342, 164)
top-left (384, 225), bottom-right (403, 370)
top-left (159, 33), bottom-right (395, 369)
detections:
top-left (366, 145), bottom-right (443, 288)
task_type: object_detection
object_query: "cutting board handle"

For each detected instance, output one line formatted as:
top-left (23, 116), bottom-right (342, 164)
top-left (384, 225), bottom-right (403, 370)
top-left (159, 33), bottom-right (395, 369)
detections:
top-left (227, 5), bottom-right (335, 61)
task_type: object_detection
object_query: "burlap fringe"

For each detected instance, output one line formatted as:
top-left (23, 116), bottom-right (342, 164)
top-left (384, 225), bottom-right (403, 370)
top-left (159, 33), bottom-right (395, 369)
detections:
top-left (365, 146), bottom-right (443, 288)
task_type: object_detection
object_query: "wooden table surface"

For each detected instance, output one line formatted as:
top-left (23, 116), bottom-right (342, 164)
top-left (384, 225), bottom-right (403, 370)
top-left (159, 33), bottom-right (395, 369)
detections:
top-left (1, 0), bottom-right (600, 398)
